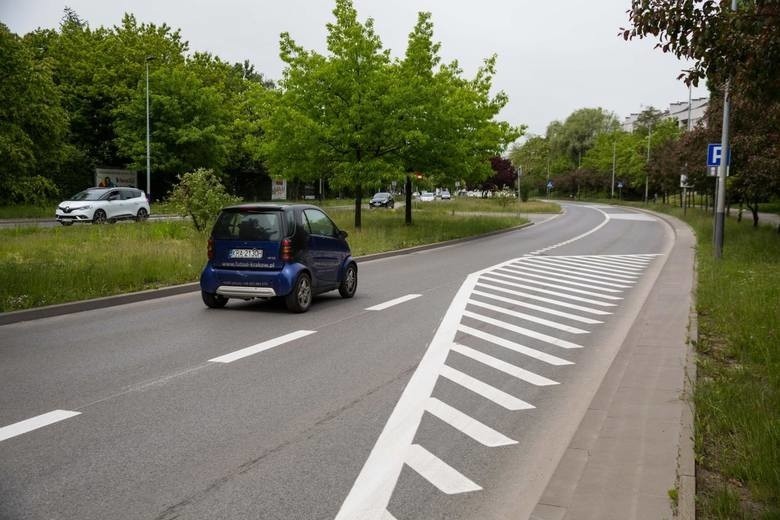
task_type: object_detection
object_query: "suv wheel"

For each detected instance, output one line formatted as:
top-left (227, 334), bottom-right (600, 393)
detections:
top-left (339, 263), bottom-right (357, 298)
top-left (136, 208), bottom-right (149, 222)
top-left (202, 291), bottom-right (228, 309)
top-left (92, 209), bottom-right (107, 224)
top-left (285, 272), bottom-right (312, 313)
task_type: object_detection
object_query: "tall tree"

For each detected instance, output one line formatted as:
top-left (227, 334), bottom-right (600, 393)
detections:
top-left (263, 0), bottom-right (397, 228)
top-left (623, 0), bottom-right (780, 103)
top-left (263, 1), bottom-right (519, 228)
top-left (548, 107), bottom-right (619, 169)
top-left (0, 23), bottom-right (67, 202)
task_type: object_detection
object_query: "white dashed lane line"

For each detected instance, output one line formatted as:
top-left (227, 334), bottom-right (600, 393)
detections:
top-left (366, 294), bottom-right (422, 311)
top-left (0, 410), bottom-right (81, 443)
top-left (208, 330), bottom-right (317, 363)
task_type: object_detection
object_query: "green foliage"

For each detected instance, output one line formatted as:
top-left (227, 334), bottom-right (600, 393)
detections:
top-left (0, 23), bottom-right (67, 203)
top-left (4, 176), bottom-right (60, 205)
top-left (262, 1), bottom-right (519, 228)
top-left (624, 0), bottom-right (780, 104)
top-left (547, 107), bottom-right (620, 168)
top-left (167, 168), bottom-right (240, 232)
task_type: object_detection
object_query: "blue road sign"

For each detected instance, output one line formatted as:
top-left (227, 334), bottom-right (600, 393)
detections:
top-left (547, 181), bottom-right (553, 189)
top-left (707, 143), bottom-right (731, 167)
top-left (617, 181), bottom-right (623, 189)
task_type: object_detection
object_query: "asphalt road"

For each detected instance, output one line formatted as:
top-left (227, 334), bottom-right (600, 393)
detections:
top-left (0, 203), bottom-right (672, 520)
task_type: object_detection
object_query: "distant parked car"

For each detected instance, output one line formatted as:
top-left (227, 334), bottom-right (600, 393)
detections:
top-left (440, 189), bottom-right (451, 200)
top-left (56, 187), bottom-right (150, 226)
top-left (419, 191), bottom-right (435, 202)
top-left (200, 203), bottom-right (357, 313)
top-left (369, 192), bottom-right (394, 208)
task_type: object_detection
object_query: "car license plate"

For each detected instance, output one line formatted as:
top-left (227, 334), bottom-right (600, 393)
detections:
top-left (229, 248), bottom-right (263, 259)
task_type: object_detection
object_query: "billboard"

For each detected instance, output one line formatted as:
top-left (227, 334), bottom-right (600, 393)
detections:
top-left (271, 178), bottom-right (287, 200)
top-left (95, 169), bottom-right (138, 188)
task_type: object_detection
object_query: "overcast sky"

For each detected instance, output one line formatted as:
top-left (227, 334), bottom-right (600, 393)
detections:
top-left (2, 0), bottom-right (707, 137)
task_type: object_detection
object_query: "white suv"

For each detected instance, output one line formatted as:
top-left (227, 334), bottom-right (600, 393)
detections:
top-left (56, 187), bottom-right (150, 225)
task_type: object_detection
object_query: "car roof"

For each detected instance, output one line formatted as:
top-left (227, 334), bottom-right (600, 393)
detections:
top-left (220, 203), bottom-right (321, 212)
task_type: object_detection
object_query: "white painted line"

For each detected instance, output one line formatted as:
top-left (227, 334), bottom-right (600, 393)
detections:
top-left (466, 299), bottom-right (589, 334)
top-left (208, 330), bottom-right (317, 363)
top-left (500, 265), bottom-right (630, 290)
top-left (405, 444), bottom-right (482, 495)
top-left (527, 207), bottom-right (612, 255)
top-left (476, 282), bottom-right (613, 315)
top-left (516, 259), bottom-right (639, 283)
top-left (556, 256), bottom-right (644, 272)
top-left (0, 410), bottom-right (81, 442)
top-left (458, 324), bottom-right (573, 366)
top-left (366, 294), bottom-right (422, 311)
top-left (463, 310), bottom-right (585, 350)
top-left (439, 365), bottom-right (535, 411)
top-left (426, 397), bottom-right (517, 447)
top-left (472, 288), bottom-right (604, 323)
top-left (382, 511), bottom-right (399, 520)
top-left (451, 343), bottom-right (559, 386)
top-left (586, 255), bottom-right (653, 267)
top-left (521, 257), bottom-right (640, 280)
top-left (606, 213), bottom-right (657, 222)
top-left (480, 276), bottom-right (618, 308)
top-left (335, 273), bottom-right (481, 520)
top-left (488, 271), bottom-right (623, 300)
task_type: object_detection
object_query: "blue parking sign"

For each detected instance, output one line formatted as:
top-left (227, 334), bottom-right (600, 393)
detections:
top-left (707, 143), bottom-right (731, 167)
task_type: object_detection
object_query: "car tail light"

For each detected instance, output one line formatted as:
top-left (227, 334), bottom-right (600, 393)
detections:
top-left (280, 238), bottom-right (293, 262)
top-left (207, 237), bottom-right (214, 260)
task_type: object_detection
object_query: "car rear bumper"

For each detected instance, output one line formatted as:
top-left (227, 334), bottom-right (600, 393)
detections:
top-left (200, 263), bottom-right (301, 298)
top-left (216, 286), bottom-right (277, 298)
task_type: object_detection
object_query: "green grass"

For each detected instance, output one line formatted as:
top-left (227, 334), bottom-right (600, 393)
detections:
top-left (0, 221), bottom-right (205, 312)
top-left (0, 204), bottom-right (56, 219)
top-left (691, 212), bottom-right (780, 519)
top-left (0, 202), bottom-right (549, 312)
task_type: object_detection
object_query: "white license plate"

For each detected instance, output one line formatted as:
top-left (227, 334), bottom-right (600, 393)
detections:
top-left (229, 248), bottom-right (263, 259)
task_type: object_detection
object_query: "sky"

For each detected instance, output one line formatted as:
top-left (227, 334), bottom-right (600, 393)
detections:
top-left (1, 0), bottom-right (707, 138)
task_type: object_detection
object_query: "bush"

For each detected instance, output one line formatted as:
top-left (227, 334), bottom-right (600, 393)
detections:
top-left (2, 176), bottom-right (60, 205)
top-left (168, 168), bottom-right (241, 232)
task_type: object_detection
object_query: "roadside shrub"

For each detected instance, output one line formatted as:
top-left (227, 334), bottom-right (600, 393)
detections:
top-left (2, 175), bottom-right (60, 205)
top-left (168, 168), bottom-right (241, 232)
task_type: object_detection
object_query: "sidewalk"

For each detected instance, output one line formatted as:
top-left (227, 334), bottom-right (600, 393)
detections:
top-left (531, 213), bottom-right (696, 520)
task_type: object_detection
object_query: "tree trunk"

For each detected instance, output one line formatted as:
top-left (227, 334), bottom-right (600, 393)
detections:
top-left (748, 200), bottom-right (759, 227)
top-left (354, 184), bottom-right (362, 229)
top-left (405, 175), bottom-right (412, 225)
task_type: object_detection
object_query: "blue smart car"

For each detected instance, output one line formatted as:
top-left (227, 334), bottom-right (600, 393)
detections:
top-left (200, 203), bottom-right (357, 312)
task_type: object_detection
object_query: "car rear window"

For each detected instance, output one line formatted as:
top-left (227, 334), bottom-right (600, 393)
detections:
top-left (213, 211), bottom-right (282, 241)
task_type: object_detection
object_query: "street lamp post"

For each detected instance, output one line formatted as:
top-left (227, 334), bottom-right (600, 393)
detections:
top-left (611, 139), bottom-right (616, 198)
top-left (145, 55), bottom-right (155, 201)
top-left (644, 126), bottom-right (652, 204)
top-left (714, 0), bottom-right (738, 259)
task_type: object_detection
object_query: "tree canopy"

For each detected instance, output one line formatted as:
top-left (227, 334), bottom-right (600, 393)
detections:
top-left (261, 0), bottom-right (519, 227)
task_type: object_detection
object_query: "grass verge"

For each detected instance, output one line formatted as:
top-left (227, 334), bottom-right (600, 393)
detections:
top-left (0, 200), bottom-right (555, 312)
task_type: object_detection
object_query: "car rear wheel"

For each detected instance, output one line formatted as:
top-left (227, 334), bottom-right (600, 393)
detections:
top-left (202, 291), bottom-right (228, 309)
top-left (285, 272), bottom-right (312, 313)
top-left (92, 209), bottom-right (107, 224)
top-left (339, 263), bottom-right (358, 298)
top-left (136, 208), bottom-right (148, 222)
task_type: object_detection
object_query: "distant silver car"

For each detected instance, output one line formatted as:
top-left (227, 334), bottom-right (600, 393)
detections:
top-left (440, 189), bottom-right (451, 200)
top-left (56, 187), bottom-right (150, 225)
top-left (419, 191), bottom-right (435, 202)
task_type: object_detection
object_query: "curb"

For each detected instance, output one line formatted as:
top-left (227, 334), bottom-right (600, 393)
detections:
top-left (678, 253), bottom-right (698, 520)
top-left (0, 221), bottom-right (536, 326)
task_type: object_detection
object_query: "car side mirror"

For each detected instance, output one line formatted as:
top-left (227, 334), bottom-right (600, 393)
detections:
top-left (338, 229), bottom-right (348, 239)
